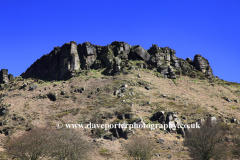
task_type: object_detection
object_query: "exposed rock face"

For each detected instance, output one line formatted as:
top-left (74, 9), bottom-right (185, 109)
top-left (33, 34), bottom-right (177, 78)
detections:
top-left (78, 42), bottom-right (97, 70)
top-left (8, 74), bottom-right (13, 81)
top-left (193, 54), bottom-right (213, 79)
top-left (0, 69), bottom-right (13, 84)
top-left (0, 69), bottom-right (9, 84)
top-left (129, 45), bottom-right (150, 61)
top-left (21, 41), bottom-right (80, 80)
top-left (21, 41), bottom-right (214, 80)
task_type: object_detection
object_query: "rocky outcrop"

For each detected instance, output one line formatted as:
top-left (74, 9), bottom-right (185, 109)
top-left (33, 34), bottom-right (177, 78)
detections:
top-left (0, 69), bottom-right (13, 84)
top-left (193, 54), bottom-right (213, 79)
top-left (21, 41), bottom-right (214, 80)
top-left (21, 41), bottom-right (80, 80)
top-left (78, 42), bottom-right (97, 70)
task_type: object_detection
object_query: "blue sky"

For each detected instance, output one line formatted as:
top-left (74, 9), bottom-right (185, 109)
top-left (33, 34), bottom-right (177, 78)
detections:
top-left (0, 0), bottom-right (240, 83)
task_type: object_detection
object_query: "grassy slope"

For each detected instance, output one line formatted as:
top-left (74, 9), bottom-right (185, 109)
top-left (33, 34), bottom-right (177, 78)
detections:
top-left (0, 68), bottom-right (239, 159)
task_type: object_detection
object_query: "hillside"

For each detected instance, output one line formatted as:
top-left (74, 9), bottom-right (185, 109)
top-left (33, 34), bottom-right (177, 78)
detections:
top-left (0, 42), bottom-right (239, 159)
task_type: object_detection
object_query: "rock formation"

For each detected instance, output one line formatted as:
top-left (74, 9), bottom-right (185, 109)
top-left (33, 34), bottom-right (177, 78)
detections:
top-left (21, 41), bottom-right (214, 80)
top-left (0, 69), bottom-right (13, 84)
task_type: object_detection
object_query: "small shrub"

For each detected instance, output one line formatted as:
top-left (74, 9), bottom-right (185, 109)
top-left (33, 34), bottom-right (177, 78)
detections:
top-left (5, 127), bottom-right (51, 160)
top-left (48, 129), bottom-right (91, 160)
top-left (232, 127), bottom-right (240, 158)
top-left (126, 136), bottom-right (155, 160)
top-left (91, 128), bottom-right (105, 138)
top-left (184, 121), bottom-right (228, 160)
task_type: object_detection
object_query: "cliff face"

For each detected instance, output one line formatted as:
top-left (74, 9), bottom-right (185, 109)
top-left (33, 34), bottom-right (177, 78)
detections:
top-left (21, 41), bottom-right (214, 80)
top-left (20, 41), bottom-right (80, 80)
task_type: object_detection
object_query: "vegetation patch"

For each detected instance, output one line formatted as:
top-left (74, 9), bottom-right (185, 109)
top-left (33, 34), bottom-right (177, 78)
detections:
top-left (229, 105), bottom-right (239, 109)
top-left (99, 148), bottom-right (112, 157)
top-left (55, 111), bottom-right (71, 118)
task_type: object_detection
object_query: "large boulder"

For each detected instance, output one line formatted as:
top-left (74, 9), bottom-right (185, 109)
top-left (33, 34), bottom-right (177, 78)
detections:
top-left (179, 59), bottom-right (194, 76)
top-left (110, 41), bottom-right (131, 59)
top-left (193, 54), bottom-right (213, 79)
top-left (154, 111), bottom-right (165, 119)
top-left (129, 45), bottom-right (150, 61)
top-left (157, 65), bottom-right (169, 76)
top-left (29, 85), bottom-right (37, 91)
top-left (171, 54), bottom-right (180, 70)
top-left (47, 92), bottom-right (58, 101)
top-left (148, 46), bottom-right (178, 78)
top-left (148, 44), bottom-right (165, 67)
top-left (99, 46), bottom-right (114, 69)
top-left (207, 117), bottom-right (217, 126)
top-left (0, 69), bottom-right (9, 84)
top-left (168, 66), bottom-right (176, 79)
top-left (113, 57), bottom-right (122, 73)
top-left (131, 117), bottom-right (145, 127)
top-left (0, 105), bottom-right (8, 116)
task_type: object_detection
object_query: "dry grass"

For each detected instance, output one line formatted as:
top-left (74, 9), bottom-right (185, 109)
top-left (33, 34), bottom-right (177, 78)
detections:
top-left (0, 69), bottom-right (239, 159)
